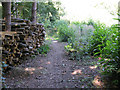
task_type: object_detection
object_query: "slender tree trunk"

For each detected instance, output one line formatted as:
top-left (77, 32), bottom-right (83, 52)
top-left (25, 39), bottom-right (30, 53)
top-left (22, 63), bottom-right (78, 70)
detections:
top-left (12, 2), bottom-right (16, 19)
top-left (16, 3), bottom-right (19, 18)
top-left (22, 2), bottom-right (25, 19)
top-left (2, 2), bottom-right (11, 31)
top-left (31, 1), bottom-right (37, 25)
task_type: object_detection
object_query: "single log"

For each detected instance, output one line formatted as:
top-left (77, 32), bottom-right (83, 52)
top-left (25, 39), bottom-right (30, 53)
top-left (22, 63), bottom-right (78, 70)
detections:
top-left (18, 43), bottom-right (27, 48)
top-left (11, 23), bottom-right (21, 28)
top-left (2, 50), bottom-right (9, 55)
top-left (11, 18), bottom-right (25, 23)
top-left (5, 34), bottom-right (13, 40)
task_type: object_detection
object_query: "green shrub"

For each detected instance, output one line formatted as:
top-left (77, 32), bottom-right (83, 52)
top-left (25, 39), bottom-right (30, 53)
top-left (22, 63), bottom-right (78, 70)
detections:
top-left (97, 24), bottom-right (119, 87)
top-left (88, 18), bottom-right (120, 87)
top-left (71, 21), bottom-right (87, 25)
top-left (88, 23), bottom-right (110, 56)
top-left (37, 44), bottom-right (50, 55)
top-left (54, 20), bottom-right (74, 42)
top-left (65, 21), bottom-right (94, 60)
top-left (87, 19), bottom-right (96, 26)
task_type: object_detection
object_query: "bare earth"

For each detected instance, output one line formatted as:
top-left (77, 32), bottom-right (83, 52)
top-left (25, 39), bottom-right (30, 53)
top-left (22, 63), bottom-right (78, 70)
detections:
top-left (5, 40), bottom-right (103, 88)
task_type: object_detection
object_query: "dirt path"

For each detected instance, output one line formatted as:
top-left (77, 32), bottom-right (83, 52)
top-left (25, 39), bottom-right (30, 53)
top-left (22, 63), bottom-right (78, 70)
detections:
top-left (5, 40), bottom-right (102, 88)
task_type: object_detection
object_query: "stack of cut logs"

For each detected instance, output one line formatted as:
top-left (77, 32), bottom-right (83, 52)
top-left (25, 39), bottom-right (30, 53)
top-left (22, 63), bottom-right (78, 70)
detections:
top-left (1, 18), bottom-right (45, 68)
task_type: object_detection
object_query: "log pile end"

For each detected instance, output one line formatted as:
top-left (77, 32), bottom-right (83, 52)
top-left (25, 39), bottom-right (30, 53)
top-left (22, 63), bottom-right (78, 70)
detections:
top-left (1, 18), bottom-right (45, 71)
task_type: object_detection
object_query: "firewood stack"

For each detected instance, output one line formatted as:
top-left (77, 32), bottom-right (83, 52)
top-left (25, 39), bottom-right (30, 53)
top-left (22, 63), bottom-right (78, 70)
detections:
top-left (1, 18), bottom-right (45, 69)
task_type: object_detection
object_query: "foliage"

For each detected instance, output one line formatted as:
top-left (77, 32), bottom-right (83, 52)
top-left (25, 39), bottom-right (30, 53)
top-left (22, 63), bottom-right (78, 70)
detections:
top-left (94, 1), bottom-right (118, 16)
top-left (37, 1), bottom-right (64, 36)
top-left (63, 21), bottom-right (94, 60)
top-left (37, 1), bottom-right (64, 23)
top-left (71, 21), bottom-right (87, 26)
top-left (55, 20), bottom-right (93, 60)
top-left (88, 18), bottom-right (120, 87)
top-left (88, 23), bottom-right (110, 56)
top-left (37, 42), bottom-right (50, 55)
top-left (70, 25), bottom-right (94, 60)
top-left (11, 1), bottom-right (64, 24)
top-left (87, 19), bottom-right (96, 27)
top-left (88, 22), bottom-right (119, 59)
top-left (54, 20), bottom-right (74, 42)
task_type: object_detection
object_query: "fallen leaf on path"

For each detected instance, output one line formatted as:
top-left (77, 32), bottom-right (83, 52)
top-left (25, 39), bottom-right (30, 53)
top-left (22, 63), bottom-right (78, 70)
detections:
top-left (71, 69), bottom-right (82, 75)
top-left (92, 75), bottom-right (104, 88)
top-left (89, 65), bottom-right (97, 69)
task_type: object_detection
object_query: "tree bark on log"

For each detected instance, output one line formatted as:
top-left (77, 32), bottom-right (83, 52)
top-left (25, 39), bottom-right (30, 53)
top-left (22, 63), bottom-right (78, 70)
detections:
top-left (2, 2), bottom-right (11, 31)
top-left (31, 1), bottom-right (37, 25)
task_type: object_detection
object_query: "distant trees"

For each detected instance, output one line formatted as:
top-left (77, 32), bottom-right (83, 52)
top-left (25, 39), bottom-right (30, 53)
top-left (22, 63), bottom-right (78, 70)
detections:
top-left (37, 1), bottom-right (64, 23)
top-left (10, 1), bottom-right (64, 23)
top-left (1, 0), bottom-right (64, 31)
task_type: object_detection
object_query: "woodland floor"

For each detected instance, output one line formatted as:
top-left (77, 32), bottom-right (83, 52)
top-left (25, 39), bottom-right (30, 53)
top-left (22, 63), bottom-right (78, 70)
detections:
top-left (4, 39), bottom-right (104, 88)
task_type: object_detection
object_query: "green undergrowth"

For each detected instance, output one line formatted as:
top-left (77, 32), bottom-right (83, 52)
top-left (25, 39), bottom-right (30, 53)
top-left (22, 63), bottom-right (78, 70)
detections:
top-left (37, 44), bottom-right (50, 55)
top-left (37, 40), bottom-right (51, 56)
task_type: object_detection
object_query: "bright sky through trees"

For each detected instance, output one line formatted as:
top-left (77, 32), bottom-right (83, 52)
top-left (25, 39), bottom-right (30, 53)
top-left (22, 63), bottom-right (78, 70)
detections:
top-left (59, 0), bottom-right (119, 26)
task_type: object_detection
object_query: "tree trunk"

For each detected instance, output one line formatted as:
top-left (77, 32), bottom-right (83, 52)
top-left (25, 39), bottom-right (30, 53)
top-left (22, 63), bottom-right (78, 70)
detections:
top-left (31, 1), bottom-right (37, 25)
top-left (16, 3), bottom-right (19, 18)
top-left (0, 3), bottom-right (2, 31)
top-left (2, 2), bottom-right (11, 31)
top-left (12, 2), bottom-right (16, 19)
